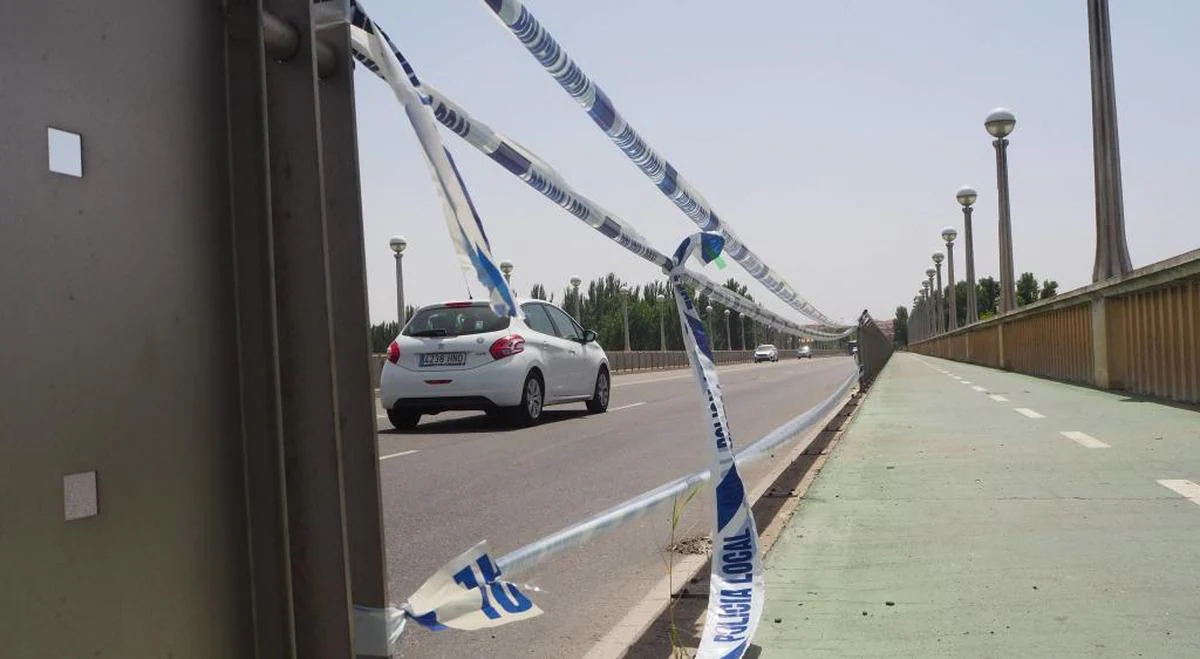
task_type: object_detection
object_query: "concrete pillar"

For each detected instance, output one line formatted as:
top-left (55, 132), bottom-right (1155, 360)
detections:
top-left (1091, 296), bottom-right (1111, 388)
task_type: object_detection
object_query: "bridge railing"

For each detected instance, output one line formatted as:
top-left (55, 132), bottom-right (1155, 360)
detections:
top-left (910, 249), bottom-right (1200, 403)
top-left (369, 348), bottom-right (845, 387)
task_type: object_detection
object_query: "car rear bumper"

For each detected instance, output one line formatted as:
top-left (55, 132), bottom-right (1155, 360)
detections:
top-left (390, 396), bottom-right (500, 413)
top-left (380, 358), bottom-right (529, 410)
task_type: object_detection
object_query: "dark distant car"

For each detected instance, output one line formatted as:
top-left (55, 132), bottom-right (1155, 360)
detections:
top-left (797, 345), bottom-right (813, 359)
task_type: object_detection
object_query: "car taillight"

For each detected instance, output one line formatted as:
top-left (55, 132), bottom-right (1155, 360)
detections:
top-left (489, 334), bottom-right (525, 360)
top-left (387, 341), bottom-right (401, 364)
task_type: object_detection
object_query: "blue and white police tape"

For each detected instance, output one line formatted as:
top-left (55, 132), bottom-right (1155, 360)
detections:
top-left (496, 367), bottom-right (855, 577)
top-left (668, 232), bottom-right (763, 658)
top-left (355, 368), bottom-right (856, 655)
top-left (351, 4), bottom-right (516, 318)
top-left (483, 0), bottom-right (845, 329)
top-left (353, 540), bottom-right (541, 656)
top-left (347, 13), bottom-right (847, 342)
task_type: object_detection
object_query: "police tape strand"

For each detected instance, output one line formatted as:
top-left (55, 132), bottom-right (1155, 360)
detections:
top-left (347, 10), bottom-right (850, 342)
top-left (346, 2), bottom-right (852, 654)
top-left (352, 366), bottom-right (855, 655)
top-left (483, 0), bottom-right (845, 329)
top-left (496, 368), bottom-right (854, 577)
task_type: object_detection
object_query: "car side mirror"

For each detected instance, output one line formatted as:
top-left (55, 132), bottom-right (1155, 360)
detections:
top-left (582, 329), bottom-right (598, 343)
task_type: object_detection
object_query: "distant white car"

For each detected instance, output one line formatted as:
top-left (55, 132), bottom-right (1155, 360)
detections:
top-left (753, 344), bottom-right (779, 363)
top-left (380, 300), bottom-right (610, 430)
top-left (797, 345), bottom-right (813, 359)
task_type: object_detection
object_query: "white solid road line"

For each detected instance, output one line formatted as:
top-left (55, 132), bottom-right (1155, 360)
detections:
top-left (989, 394), bottom-right (1009, 402)
top-left (1158, 479), bottom-right (1200, 506)
top-left (961, 380), bottom-right (973, 385)
top-left (609, 402), bottom-right (647, 412)
top-left (1060, 431), bottom-right (1110, 449)
top-left (971, 385), bottom-right (987, 392)
top-left (379, 450), bottom-right (418, 461)
top-left (1015, 408), bottom-right (1046, 419)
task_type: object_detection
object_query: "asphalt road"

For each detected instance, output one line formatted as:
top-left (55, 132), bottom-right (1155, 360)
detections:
top-left (375, 355), bottom-right (857, 658)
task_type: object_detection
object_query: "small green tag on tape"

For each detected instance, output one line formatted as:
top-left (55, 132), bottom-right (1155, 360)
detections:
top-left (714, 256), bottom-right (727, 269)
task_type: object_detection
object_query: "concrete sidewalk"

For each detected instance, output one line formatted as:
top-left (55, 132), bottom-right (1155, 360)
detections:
top-left (756, 352), bottom-right (1200, 658)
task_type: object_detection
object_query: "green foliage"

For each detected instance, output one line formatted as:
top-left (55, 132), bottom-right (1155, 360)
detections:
top-left (977, 276), bottom-right (1000, 316)
top-left (894, 306), bottom-right (909, 345)
top-left (1040, 280), bottom-right (1059, 300)
top-left (529, 283), bottom-right (548, 301)
top-left (1016, 272), bottom-right (1040, 307)
top-left (369, 321), bottom-right (400, 353)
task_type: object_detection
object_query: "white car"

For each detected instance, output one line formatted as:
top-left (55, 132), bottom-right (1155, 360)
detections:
top-left (381, 300), bottom-right (610, 429)
top-left (754, 344), bottom-right (779, 363)
top-left (797, 345), bottom-right (813, 359)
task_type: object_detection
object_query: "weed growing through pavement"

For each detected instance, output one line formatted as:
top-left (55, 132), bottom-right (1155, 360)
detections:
top-left (665, 485), bottom-right (702, 659)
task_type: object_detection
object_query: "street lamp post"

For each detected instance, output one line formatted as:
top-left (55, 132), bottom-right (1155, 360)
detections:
top-left (924, 269), bottom-right (936, 334)
top-left (1087, 0), bottom-right (1133, 281)
top-left (569, 275), bottom-right (582, 320)
top-left (499, 259), bottom-right (514, 287)
top-left (985, 107), bottom-right (1017, 313)
top-left (914, 295), bottom-right (924, 342)
top-left (656, 293), bottom-right (667, 351)
top-left (956, 186), bottom-right (979, 324)
top-left (740, 314), bottom-right (748, 350)
top-left (723, 309), bottom-right (732, 352)
top-left (621, 284), bottom-right (631, 351)
top-left (706, 305), bottom-right (714, 338)
top-left (389, 236), bottom-right (408, 325)
top-left (932, 254), bottom-right (945, 335)
top-left (942, 228), bottom-right (959, 331)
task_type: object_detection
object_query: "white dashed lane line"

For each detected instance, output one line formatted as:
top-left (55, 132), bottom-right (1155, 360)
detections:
top-left (971, 386), bottom-right (987, 392)
top-left (989, 395), bottom-right (1010, 403)
top-left (380, 450), bottom-right (419, 461)
top-left (1015, 408), bottom-right (1046, 419)
top-left (1061, 431), bottom-right (1110, 449)
top-left (609, 402), bottom-right (647, 412)
top-left (1158, 480), bottom-right (1200, 507)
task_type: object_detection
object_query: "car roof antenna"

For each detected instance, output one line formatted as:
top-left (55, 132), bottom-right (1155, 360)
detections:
top-left (461, 273), bottom-right (474, 300)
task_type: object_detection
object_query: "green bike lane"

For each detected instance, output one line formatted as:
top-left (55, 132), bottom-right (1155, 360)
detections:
top-left (756, 352), bottom-right (1200, 658)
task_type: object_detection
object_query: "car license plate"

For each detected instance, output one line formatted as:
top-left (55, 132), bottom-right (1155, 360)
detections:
top-left (419, 352), bottom-right (467, 367)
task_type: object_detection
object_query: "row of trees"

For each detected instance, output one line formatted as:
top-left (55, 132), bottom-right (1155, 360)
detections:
top-left (892, 271), bottom-right (1059, 345)
top-left (368, 275), bottom-right (825, 353)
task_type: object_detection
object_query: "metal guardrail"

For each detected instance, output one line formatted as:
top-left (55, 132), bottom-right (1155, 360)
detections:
top-left (910, 249), bottom-right (1200, 404)
top-left (857, 311), bottom-right (893, 387)
top-left (369, 349), bottom-right (843, 388)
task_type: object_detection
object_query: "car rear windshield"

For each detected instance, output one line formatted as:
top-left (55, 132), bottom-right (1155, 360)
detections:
top-left (756, 345), bottom-right (776, 351)
top-left (403, 304), bottom-right (511, 337)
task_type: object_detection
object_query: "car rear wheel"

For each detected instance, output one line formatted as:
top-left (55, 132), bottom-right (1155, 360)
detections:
top-left (507, 372), bottom-right (544, 427)
top-left (387, 408), bottom-right (420, 431)
top-left (586, 368), bottom-right (610, 414)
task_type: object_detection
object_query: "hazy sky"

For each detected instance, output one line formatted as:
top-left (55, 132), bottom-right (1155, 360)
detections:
top-left (353, 1), bottom-right (1200, 325)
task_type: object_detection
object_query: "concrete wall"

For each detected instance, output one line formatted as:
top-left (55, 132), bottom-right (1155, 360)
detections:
top-left (911, 250), bottom-right (1200, 403)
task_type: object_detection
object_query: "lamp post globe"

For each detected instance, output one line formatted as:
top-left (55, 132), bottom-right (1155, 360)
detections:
top-left (499, 259), bottom-right (514, 285)
top-left (984, 108), bottom-right (1016, 138)
top-left (956, 186), bottom-right (978, 207)
top-left (389, 235), bottom-right (408, 254)
top-left (932, 251), bottom-right (944, 265)
top-left (925, 268), bottom-right (936, 279)
top-left (569, 275), bottom-right (582, 288)
top-left (941, 227), bottom-right (958, 244)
